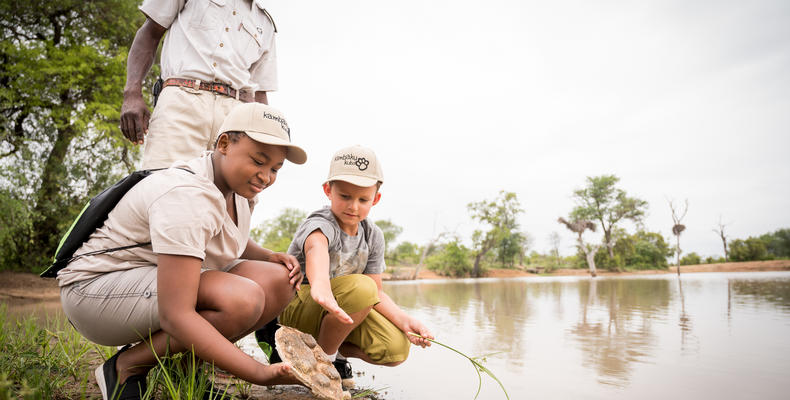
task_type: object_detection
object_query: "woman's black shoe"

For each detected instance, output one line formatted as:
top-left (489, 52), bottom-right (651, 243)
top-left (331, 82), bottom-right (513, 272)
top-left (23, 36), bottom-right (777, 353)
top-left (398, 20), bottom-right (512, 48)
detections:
top-left (95, 345), bottom-right (147, 400)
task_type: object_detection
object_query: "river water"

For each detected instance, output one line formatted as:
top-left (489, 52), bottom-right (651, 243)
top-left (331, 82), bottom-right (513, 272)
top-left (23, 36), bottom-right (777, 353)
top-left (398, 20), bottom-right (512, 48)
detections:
top-left (354, 272), bottom-right (790, 399)
top-left (4, 272), bottom-right (789, 399)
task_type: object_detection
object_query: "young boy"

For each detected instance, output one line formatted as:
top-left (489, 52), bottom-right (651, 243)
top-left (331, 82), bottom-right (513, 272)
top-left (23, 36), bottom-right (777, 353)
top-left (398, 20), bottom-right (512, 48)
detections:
top-left (270, 145), bottom-right (433, 378)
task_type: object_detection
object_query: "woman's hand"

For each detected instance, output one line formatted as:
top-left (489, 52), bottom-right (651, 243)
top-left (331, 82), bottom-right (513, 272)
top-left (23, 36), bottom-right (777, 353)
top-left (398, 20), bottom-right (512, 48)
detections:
top-left (268, 252), bottom-right (302, 290)
top-left (404, 318), bottom-right (434, 348)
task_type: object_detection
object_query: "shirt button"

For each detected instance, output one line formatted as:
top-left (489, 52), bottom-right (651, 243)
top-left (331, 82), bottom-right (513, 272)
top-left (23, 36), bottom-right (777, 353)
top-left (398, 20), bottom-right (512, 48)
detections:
top-left (219, 43), bottom-right (224, 47)
top-left (225, 27), bottom-right (229, 32)
top-left (233, 10), bottom-right (236, 15)
top-left (143, 290), bottom-right (151, 298)
top-left (213, 62), bottom-right (217, 67)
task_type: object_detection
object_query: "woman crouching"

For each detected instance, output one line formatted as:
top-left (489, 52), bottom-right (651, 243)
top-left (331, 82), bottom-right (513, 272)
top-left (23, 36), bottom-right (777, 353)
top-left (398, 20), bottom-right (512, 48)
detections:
top-left (56, 103), bottom-right (305, 399)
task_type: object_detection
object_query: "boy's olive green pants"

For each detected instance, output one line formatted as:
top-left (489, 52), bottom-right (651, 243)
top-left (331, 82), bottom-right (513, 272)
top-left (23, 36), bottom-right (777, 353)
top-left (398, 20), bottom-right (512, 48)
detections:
top-left (279, 274), bottom-right (410, 364)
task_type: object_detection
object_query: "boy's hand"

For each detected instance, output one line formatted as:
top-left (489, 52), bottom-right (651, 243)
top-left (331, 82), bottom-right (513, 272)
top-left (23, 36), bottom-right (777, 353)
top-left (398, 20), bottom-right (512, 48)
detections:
top-left (269, 252), bottom-right (302, 290)
top-left (312, 292), bottom-right (354, 325)
top-left (405, 318), bottom-right (434, 348)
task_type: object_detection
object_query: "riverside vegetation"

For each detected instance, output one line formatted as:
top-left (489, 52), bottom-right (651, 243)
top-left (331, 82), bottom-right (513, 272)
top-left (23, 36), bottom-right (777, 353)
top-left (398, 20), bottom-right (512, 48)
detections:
top-left (0, 305), bottom-right (388, 400)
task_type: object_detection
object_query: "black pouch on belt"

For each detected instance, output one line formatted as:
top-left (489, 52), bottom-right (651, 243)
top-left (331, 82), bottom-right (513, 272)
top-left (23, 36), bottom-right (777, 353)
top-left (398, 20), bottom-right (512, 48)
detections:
top-left (152, 77), bottom-right (163, 106)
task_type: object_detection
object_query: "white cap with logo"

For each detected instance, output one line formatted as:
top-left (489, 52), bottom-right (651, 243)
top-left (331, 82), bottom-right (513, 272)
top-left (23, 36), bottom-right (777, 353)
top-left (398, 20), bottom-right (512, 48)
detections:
top-left (217, 103), bottom-right (307, 164)
top-left (327, 145), bottom-right (384, 187)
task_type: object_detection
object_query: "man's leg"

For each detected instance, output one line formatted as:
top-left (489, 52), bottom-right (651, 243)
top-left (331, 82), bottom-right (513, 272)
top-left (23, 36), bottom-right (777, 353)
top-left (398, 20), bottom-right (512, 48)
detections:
top-left (141, 86), bottom-right (216, 169)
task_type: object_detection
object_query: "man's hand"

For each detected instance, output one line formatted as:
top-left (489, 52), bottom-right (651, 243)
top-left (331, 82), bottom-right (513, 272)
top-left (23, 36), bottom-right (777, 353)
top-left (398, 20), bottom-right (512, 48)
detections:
top-left (120, 92), bottom-right (150, 145)
top-left (120, 18), bottom-right (166, 145)
top-left (268, 252), bottom-right (302, 290)
top-left (405, 318), bottom-right (434, 348)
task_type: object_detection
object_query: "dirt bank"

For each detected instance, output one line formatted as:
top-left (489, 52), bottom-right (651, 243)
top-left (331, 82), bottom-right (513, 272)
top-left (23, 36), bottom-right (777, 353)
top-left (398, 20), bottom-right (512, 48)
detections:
top-left (382, 259), bottom-right (790, 280)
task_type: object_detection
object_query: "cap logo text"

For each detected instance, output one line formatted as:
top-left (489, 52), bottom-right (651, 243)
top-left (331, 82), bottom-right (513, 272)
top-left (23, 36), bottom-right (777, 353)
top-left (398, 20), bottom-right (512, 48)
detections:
top-left (262, 112), bottom-right (290, 139)
top-left (334, 154), bottom-right (370, 171)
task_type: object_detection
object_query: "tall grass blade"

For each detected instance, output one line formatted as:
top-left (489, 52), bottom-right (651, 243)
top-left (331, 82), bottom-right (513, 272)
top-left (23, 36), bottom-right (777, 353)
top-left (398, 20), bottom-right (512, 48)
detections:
top-left (408, 332), bottom-right (510, 400)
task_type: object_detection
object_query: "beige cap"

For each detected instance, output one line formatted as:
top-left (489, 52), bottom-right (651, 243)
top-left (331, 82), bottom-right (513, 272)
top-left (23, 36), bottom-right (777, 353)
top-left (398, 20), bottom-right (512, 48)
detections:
top-left (327, 145), bottom-right (384, 187)
top-left (217, 103), bottom-right (307, 164)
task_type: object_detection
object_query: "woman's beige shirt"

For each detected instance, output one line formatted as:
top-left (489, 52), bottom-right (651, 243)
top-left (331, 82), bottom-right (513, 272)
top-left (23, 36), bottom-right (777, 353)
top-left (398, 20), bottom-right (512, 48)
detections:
top-left (57, 153), bottom-right (254, 287)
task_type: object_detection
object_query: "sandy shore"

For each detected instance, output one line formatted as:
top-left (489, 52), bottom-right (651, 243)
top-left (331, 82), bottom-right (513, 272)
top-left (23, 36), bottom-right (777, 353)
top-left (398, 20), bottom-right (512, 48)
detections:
top-left (383, 259), bottom-right (790, 280)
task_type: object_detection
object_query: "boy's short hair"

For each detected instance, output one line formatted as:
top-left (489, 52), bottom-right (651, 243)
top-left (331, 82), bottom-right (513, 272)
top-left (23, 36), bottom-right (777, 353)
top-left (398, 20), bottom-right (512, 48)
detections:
top-left (326, 145), bottom-right (383, 188)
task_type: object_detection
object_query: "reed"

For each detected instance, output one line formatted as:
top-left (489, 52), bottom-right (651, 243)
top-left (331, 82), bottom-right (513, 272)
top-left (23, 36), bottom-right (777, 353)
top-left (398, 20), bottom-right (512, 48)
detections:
top-left (408, 332), bottom-right (510, 400)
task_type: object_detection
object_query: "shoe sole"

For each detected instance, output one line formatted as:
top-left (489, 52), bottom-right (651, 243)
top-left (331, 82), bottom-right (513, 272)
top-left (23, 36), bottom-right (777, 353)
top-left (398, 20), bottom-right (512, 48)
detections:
top-left (95, 364), bottom-right (109, 400)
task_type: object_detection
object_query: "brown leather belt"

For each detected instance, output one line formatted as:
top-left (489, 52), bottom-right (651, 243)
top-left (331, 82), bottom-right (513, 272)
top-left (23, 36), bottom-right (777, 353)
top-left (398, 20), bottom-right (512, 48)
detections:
top-left (163, 78), bottom-right (254, 102)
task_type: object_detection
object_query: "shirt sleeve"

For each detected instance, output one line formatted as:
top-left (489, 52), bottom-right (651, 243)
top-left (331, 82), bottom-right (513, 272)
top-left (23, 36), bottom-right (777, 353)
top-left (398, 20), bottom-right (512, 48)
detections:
top-left (249, 35), bottom-right (278, 92)
top-left (140, 0), bottom-right (186, 29)
top-left (148, 185), bottom-right (224, 259)
top-left (289, 217), bottom-right (338, 260)
top-left (363, 223), bottom-right (386, 275)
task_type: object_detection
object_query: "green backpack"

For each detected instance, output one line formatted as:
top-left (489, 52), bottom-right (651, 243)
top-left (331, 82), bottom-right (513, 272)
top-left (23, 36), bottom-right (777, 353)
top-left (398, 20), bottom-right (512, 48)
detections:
top-left (40, 168), bottom-right (192, 278)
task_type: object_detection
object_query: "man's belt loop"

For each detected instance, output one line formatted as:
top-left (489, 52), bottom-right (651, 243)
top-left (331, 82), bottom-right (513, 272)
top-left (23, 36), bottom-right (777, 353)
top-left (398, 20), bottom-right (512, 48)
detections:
top-left (194, 79), bottom-right (201, 91)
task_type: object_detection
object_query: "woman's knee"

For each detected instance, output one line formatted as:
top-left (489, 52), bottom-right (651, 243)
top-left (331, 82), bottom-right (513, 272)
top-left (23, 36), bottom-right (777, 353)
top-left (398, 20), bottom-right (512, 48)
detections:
top-left (201, 275), bottom-right (266, 328)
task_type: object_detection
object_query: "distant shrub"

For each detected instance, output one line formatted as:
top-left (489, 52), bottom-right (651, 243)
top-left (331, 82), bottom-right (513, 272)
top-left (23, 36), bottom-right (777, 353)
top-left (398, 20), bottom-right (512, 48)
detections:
top-left (426, 240), bottom-right (472, 277)
top-left (389, 241), bottom-right (422, 265)
top-left (705, 256), bottom-right (726, 264)
top-left (729, 238), bottom-right (770, 262)
top-left (591, 230), bottom-right (672, 271)
top-left (680, 252), bottom-right (702, 265)
top-left (760, 228), bottom-right (790, 258)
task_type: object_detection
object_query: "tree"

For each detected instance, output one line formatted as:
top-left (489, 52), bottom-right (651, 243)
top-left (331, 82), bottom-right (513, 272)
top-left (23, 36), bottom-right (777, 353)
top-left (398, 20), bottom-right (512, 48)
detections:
top-left (250, 208), bottom-right (307, 253)
top-left (729, 238), bottom-right (769, 262)
top-left (390, 241), bottom-right (421, 265)
top-left (571, 175), bottom-right (648, 260)
top-left (548, 231), bottom-right (562, 269)
top-left (1, 1), bottom-right (145, 271)
top-left (468, 191), bottom-right (524, 277)
top-left (760, 228), bottom-right (790, 258)
top-left (425, 239), bottom-right (472, 277)
top-left (680, 252), bottom-right (702, 266)
top-left (712, 215), bottom-right (730, 262)
top-left (374, 219), bottom-right (403, 256)
top-left (668, 198), bottom-right (688, 272)
top-left (558, 217), bottom-right (600, 277)
top-left (591, 229), bottom-right (672, 271)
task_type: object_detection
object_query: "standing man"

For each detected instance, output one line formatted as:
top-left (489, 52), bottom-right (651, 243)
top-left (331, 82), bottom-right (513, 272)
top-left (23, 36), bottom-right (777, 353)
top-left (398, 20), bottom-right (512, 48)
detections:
top-left (121, 0), bottom-right (278, 169)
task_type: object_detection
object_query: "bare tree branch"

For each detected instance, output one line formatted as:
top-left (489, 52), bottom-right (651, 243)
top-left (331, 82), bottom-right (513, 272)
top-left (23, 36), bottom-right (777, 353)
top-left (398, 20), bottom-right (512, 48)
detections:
top-left (712, 215), bottom-right (729, 262)
top-left (668, 198), bottom-right (689, 273)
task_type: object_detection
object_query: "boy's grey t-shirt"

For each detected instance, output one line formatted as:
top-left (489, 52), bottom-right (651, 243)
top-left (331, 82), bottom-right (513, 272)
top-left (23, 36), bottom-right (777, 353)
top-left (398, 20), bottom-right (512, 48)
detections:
top-left (288, 206), bottom-right (386, 283)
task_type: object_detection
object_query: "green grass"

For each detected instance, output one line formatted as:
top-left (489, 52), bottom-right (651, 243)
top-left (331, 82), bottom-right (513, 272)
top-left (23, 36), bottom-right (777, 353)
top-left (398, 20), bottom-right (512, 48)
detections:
top-left (408, 332), bottom-right (510, 400)
top-left (0, 305), bottom-right (110, 399)
top-left (0, 306), bottom-right (387, 399)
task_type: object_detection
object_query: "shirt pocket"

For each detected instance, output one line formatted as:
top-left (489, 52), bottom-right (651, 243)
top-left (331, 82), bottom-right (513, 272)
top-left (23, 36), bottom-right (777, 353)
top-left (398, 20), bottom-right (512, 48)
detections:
top-left (189, 0), bottom-right (227, 30)
top-left (239, 16), bottom-right (265, 65)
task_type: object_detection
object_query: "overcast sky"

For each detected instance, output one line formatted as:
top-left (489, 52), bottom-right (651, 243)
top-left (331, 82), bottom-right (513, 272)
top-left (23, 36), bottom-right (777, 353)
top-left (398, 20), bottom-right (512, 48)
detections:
top-left (249, 0), bottom-right (790, 257)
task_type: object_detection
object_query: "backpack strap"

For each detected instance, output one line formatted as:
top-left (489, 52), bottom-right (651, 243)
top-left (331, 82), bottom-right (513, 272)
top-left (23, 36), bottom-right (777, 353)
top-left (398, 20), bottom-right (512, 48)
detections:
top-left (41, 167), bottom-right (195, 277)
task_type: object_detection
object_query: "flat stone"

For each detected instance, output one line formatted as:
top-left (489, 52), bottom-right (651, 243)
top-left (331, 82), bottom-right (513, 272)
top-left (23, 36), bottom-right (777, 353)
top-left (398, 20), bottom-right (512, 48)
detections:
top-left (275, 325), bottom-right (350, 400)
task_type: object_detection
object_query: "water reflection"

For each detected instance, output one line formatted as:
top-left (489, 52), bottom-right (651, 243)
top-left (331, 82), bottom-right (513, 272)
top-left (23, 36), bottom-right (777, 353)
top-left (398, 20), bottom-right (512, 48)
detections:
top-left (568, 278), bottom-right (669, 387)
top-left (387, 279), bottom-right (534, 365)
top-left (730, 278), bottom-right (790, 311)
top-left (676, 277), bottom-right (695, 353)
